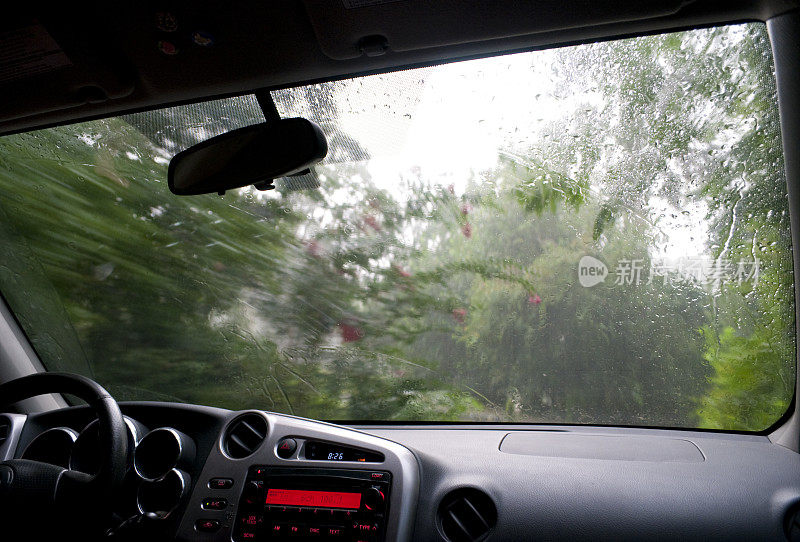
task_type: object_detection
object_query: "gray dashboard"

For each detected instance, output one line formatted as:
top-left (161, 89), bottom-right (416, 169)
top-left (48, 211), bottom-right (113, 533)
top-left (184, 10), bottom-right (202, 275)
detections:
top-left (5, 402), bottom-right (800, 541)
top-left (363, 426), bottom-right (800, 541)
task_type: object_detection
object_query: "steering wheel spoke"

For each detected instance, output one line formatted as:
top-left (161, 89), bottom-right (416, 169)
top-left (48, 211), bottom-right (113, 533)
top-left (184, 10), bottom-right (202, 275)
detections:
top-left (0, 459), bottom-right (64, 508)
top-left (0, 373), bottom-right (127, 533)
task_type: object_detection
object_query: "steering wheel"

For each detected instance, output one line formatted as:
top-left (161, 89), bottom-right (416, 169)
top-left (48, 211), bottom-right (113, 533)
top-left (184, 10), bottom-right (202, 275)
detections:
top-left (0, 372), bottom-right (127, 532)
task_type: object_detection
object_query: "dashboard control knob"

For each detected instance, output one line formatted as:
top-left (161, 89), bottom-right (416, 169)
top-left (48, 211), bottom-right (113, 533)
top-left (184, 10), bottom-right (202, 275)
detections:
top-left (276, 438), bottom-right (297, 459)
top-left (241, 481), bottom-right (263, 507)
top-left (363, 486), bottom-right (385, 511)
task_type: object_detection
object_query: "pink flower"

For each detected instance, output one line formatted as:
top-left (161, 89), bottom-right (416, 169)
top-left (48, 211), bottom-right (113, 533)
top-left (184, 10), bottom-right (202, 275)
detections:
top-left (528, 294), bottom-right (542, 305)
top-left (305, 240), bottom-right (322, 257)
top-left (363, 215), bottom-right (381, 231)
top-left (452, 308), bottom-right (467, 324)
top-left (460, 203), bottom-right (472, 216)
top-left (338, 322), bottom-right (364, 342)
top-left (392, 264), bottom-right (411, 278)
top-left (447, 184), bottom-right (455, 195)
top-left (461, 222), bottom-right (472, 238)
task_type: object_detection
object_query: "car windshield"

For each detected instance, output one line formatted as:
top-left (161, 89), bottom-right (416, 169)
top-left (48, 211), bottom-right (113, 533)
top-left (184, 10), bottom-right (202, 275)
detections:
top-left (0, 22), bottom-right (794, 430)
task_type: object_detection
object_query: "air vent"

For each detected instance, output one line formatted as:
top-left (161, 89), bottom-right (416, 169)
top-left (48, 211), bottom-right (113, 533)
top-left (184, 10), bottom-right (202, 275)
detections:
top-left (223, 413), bottom-right (268, 459)
top-left (438, 488), bottom-right (497, 542)
top-left (0, 417), bottom-right (8, 447)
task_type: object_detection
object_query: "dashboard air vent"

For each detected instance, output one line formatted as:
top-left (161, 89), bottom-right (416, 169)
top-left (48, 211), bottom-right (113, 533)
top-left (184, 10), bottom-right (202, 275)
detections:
top-left (438, 488), bottom-right (497, 542)
top-left (0, 417), bottom-right (8, 447)
top-left (223, 413), bottom-right (268, 459)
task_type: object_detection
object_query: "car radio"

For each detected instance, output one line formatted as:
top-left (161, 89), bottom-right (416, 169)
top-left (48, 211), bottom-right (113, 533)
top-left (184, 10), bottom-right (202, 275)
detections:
top-left (234, 466), bottom-right (391, 541)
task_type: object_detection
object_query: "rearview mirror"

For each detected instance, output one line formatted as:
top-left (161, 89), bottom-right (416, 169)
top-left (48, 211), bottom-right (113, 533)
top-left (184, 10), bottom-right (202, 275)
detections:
top-left (168, 118), bottom-right (327, 195)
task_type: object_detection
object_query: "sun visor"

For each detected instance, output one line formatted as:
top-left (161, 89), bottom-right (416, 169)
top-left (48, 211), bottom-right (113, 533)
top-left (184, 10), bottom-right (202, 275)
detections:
top-left (302, 0), bottom-right (688, 60)
top-left (0, 15), bottom-right (134, 123)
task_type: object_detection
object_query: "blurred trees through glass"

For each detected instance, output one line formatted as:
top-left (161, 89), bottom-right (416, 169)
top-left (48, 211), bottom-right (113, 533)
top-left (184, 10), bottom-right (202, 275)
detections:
top-left (0, 23), bottom-right (793, 430)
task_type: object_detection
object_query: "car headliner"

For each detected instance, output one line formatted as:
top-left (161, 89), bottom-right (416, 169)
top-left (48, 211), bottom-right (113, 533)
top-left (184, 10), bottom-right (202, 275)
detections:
top-left (1, 0), bottom-right (798, 137)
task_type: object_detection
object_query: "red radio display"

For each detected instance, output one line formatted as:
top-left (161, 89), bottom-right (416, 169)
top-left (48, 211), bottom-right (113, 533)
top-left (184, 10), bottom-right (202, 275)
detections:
top-left (265, 488), bottom-right (362, 509)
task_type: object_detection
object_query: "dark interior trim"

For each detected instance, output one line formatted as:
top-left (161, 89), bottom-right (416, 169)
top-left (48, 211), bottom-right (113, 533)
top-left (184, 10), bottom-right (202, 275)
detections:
top-left (2, 1), bottom-right (799, 136)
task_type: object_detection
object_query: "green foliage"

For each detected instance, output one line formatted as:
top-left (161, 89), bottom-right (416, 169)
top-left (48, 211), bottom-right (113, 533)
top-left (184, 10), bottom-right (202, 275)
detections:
top-left (510, 159), bottom-right (588, 216)
top-left (698, 326), bottom-right (794, 430)
top-left (592, 204), bottom-right (615, 241)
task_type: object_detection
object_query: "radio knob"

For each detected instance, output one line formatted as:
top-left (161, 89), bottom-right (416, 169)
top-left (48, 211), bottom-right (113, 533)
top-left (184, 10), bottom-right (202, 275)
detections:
top-left (241, 480), bottom-right (263, 507)
top-left (363, 486), bottom-right (385, 511)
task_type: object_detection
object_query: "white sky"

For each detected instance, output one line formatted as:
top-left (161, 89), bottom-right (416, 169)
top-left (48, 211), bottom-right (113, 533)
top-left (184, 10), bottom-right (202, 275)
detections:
top-left (286, 46), bottom-right (712, 259)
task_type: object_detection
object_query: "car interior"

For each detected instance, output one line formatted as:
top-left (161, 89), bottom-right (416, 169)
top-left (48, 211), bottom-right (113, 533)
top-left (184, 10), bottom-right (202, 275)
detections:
top-left (2, 0), bottom-right (800, 540)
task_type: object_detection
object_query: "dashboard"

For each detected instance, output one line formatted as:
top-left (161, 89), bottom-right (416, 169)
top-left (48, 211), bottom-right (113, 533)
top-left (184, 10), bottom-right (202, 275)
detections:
top-left (3, 401), bottom-right (800, 541)
top-left (1, 402), bottom-right (417, 541)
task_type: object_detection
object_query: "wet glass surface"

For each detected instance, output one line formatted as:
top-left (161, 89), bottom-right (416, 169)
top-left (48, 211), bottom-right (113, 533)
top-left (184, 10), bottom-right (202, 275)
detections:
top-left (0, 23), bottom-right (793, 429)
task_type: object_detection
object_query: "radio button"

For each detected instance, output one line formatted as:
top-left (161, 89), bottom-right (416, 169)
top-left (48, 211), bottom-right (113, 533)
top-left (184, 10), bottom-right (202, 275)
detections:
top-left (195, 519), bottom-right (221, 533)
top-left (301, 507), bottom-right (323, 521)
top-left (240, 514), bottom-right (262, 527)
top-left (353, 521), bottom-right (381, 534)
top-left (287, 523), bottom-right (303, 536)
top-left (327, 526), bottom-right (346, 537)
top-left (270, 505), bottom-right (297, 518)
top-left (202, 497), bottom-right (228, 510)
top-left (333, 509), bottom-right (354, 521)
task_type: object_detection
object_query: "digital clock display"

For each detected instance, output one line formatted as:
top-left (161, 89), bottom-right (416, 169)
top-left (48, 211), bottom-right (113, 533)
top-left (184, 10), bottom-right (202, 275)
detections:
top-left (304, 441), bottom-right (384, 463)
